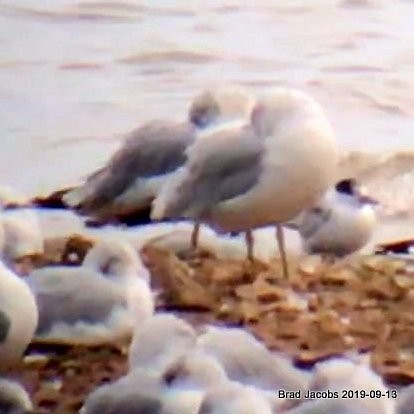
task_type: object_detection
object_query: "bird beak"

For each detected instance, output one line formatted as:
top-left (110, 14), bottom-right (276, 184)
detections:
top-left (358, 194), bottom-right (379, 205)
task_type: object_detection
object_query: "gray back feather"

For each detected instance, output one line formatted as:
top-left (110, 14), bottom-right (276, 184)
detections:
top-left (28, 270), bottom-right (127, 335)
top-left (299, 207), bottom-right (332, 239)
top-left (167, 125), bottom-right (264, 219)
top-left (82, 371), bottom-right (163, 414)
top-left (85, 393), bottom-right (161, 414)
top-left (79, 120), bottom-right (196, 212)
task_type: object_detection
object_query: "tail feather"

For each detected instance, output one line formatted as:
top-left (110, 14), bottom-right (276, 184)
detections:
top-left (150, 167), bottom-right (190, 220)
top-left (150, 193), bottom-right (168, 221)
top-left (31, 188), bottom-right (73, 209)
top-left (62, 168), bottom-right (109, 210)
top-left (62, 185), bottom-right (91, 208)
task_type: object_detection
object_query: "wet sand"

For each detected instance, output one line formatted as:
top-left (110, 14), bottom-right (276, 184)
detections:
top-left (7, 234), bottom-right (414, 412)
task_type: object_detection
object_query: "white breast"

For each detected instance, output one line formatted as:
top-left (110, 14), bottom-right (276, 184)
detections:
top-left (212, 110), bottom-right (338, 232)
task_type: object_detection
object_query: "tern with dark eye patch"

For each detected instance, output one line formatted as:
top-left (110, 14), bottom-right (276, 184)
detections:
top-left (290, 178), bottom-right (377, 261)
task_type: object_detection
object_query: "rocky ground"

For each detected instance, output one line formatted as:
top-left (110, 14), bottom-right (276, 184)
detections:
top-left (6, 235), bottom-right (414, 413)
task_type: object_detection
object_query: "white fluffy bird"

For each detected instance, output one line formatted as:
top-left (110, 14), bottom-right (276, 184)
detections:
top-left (0, 186), bottom-right (44, 265)
top-left (26, 239), bottom-right (153, 344)
top-left (291, 178), bottom-right (377, 259)
top-left (81, 350), bottom-right (228, 414)
top-left (197, 326), bottom-right (308, 394)
top-left (285, 398), bottom-right (384, 414)
top-left (80, 369), bottom-right (163, 414)
top-left (63, 85), bottom-right (254, 248)
top-left (397, 383), bottom-right (414, 414)
top-left (152, 88), bottom-right (338, 278)
top-left (129, 313), bottom-right (197, 372)
top-left (198, 382), bottom-right (274, 414)
top-left (1, 208), bottom-right (44, 265)
top-left (0, 260), bottom-right (38, 369)
top-left (288, 358), bottom-right (396, 414)
top-left (0, 378), bottom-right (33, 413)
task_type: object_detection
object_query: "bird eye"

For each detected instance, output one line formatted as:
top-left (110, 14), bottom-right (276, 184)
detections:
top-left (163, 366), bottom-right (180, 385)
top-left (101, 258), bottom-right (117, 275)
top-left (335, 178), bottom-right (357, 195)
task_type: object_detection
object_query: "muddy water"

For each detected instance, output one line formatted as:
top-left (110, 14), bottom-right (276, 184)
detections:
top-left (0, 1), bottom-right (413, 219)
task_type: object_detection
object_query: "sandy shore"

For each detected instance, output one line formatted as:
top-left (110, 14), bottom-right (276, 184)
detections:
top-left (6, 234), bottom-right (414, 412)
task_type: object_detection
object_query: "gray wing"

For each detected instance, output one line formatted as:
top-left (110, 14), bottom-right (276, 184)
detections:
top-left (110, 394), bottom-right (161, 414)
top-left (82, 372), bottom-right (162, 414)
top-left (84, 393), bottom-right (161, 414)
top-left (69, 120), bottom-right (196, 213)
top-left (164, 125), bottom-right (264, 219)
top-left (0, 309), bottom-right (11, 343)
top-left (28, 270), bottom-right (127, 335)
top-left (298, 206), bottom-right (332, 239)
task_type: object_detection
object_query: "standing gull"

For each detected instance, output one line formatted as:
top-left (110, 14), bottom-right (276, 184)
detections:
top-left (0, 260), bottom-right (38, 369)
top-left (290, 178), bottom-right (377, 260)
top-left (152, 88), bottom-right (338, 278)
top-left (26, 239), bottom-right (153, 344)
top-left (63, 85), bottom-right (254, 248)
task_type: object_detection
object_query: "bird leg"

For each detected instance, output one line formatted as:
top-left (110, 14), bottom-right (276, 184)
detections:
top-left (245, 230), bottom-right (254, 261)
top-left (276, 224), bottom-right (289, 279)
top-left (190, 222), bottom-right (201, 250)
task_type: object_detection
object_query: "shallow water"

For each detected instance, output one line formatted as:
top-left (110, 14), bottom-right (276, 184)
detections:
top-left (0, 0), bottom-right (413, 217)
